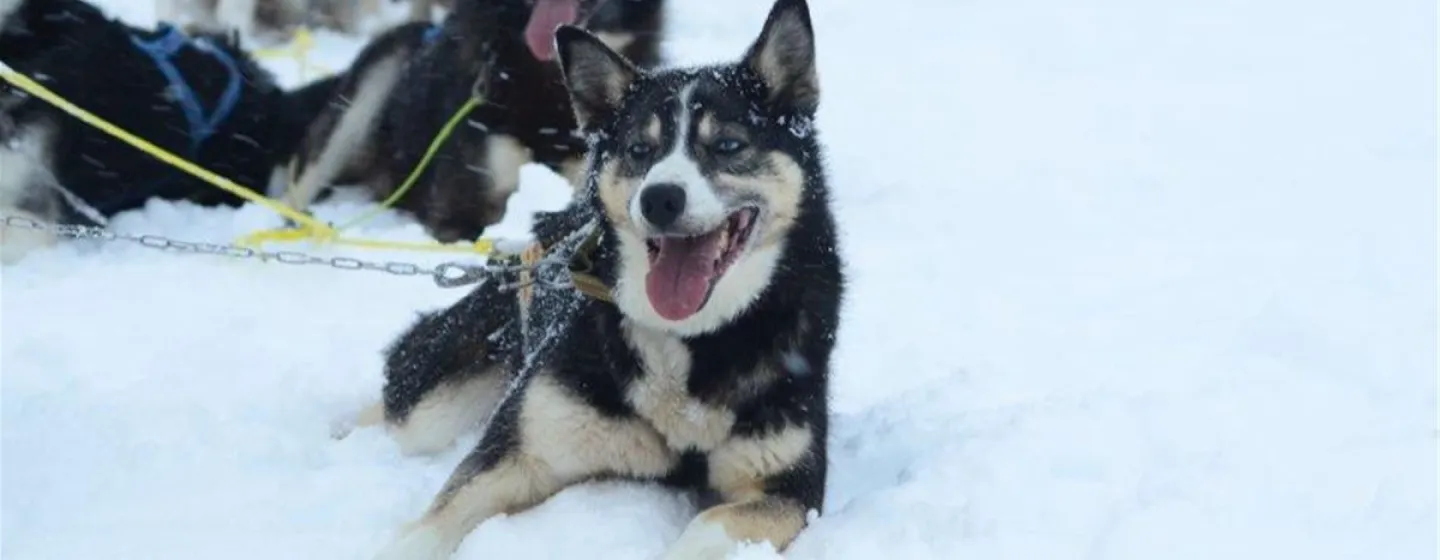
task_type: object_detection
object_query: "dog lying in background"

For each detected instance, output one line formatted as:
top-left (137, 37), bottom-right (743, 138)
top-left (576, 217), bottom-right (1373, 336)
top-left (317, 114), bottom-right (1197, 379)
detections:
top-left (156, 0), bottom-right (382, 40)
top-left (0, 0), bottom-right (334, 263)
top-left (280, 0), bottom-right (666, 243)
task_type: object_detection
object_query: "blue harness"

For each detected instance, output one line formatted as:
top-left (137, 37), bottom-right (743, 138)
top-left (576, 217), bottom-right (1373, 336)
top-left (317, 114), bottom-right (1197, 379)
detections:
top-left (422, 24), bottom-right (442, 45)
top-left (128, 24), bottom-right (242, 155)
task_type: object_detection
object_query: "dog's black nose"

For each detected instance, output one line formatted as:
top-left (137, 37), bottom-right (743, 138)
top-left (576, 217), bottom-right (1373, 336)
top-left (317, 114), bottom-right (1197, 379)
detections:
top-left (639, 183), bottom-right (687, 228)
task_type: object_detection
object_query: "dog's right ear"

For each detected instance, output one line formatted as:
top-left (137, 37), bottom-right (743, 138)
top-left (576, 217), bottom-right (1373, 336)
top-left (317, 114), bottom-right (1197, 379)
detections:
top-left (555, 25), bottom-right (638, 129)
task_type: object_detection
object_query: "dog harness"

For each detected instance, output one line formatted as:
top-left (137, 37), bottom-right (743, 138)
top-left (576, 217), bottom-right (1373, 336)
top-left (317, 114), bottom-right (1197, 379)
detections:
top-left (422, 24), bottom-right (443, 45)
top-left (128, 24), bottom-right (242, 155)
top-left (513, 223), bottom-right (613, 312)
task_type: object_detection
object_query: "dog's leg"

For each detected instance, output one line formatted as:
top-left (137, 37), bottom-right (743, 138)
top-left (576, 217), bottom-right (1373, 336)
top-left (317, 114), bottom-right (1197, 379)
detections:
top-left (282, 54), bottom-right (404, 215)
top-left (664, 497), bottom-right (810, 560)
top-left (0, 123), bottom-right (61, 264)
top-left (214, 0), bottom-right (257, 36)
top-left (420, 134), bottom-right (529, 243)
top-left (328, 400), bottom-right (383, 440)
top-left (376, 278), bottom-right (517, 455)
top-left (407, 0), bottom-right (432, 21)
top-left (322, 0), bottom-right (364, 35)
top-left (339, 0), bottom-right (382, 34)
top-left (374, 374), bottom-right (675, 560)
top-left (665, 423), bottom-right (823, 559)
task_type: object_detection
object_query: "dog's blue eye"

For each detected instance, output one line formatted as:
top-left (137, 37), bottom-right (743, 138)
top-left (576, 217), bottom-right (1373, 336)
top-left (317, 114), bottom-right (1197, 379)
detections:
top-left (627, 142), bottom-right (654, 158)
top-left (713, 137), bottom-right (747, 155)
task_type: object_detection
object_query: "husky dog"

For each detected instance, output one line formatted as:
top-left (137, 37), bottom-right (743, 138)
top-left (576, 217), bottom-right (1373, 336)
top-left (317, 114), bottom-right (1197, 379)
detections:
top-left (342, 0), bottom-right (841, 557)
top-left (279, 0), bottom-right (666, 244)
top-left (0, 0), bottom-right (328, 263)
top-left (157, 0), bottom-right (382, 40)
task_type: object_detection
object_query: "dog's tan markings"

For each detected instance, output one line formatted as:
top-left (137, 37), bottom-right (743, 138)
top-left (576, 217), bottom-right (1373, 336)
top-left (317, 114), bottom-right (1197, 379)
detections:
top-left (622, 322), bottom-right (736, 451)
top-left (329, 400), bottom-right (386, 440)
top-left (595, 31), bottom-right (637, 53)
top-left (709, 423), bottom-right (814, 500)
top-left (483, 134), bottom-right (531, 205)
top-left (374, 373), bottom-right (677, 560)
top-left (663, 496), bottom-right (809, 560)
top-left (386, 368), bottom-right (507, 456)
top-left (597, 158), bottom-right (638, 226)
top-left (373, 453), bottom-right (560, 560)
top-left (558, 155), bottom-right (587, 192)
top-left (646, 114), bottom-right (663, 145)
top-left (697, 112), bottom-right (717, 142)
top-left (518, 375), bottom-right (676, 478)
top-left (715, 151), bottom-right (805, 248)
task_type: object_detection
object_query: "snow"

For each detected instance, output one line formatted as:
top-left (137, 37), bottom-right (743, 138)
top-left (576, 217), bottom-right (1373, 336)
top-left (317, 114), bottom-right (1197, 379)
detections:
top-left (2, 0), bottom-right (1435, 558)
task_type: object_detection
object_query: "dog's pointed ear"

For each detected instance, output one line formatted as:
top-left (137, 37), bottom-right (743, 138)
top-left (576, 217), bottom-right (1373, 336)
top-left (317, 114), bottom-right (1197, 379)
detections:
top-left (743, 0), bottom-right (819, 115)
top-left (556, 25), bottom-right (638, 129)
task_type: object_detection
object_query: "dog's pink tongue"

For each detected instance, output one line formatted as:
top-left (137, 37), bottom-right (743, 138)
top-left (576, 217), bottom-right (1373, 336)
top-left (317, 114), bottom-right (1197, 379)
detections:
top-left (525, 0), bottom-right (579, 60)
top-left (645, 232), bottom-right (725, 321)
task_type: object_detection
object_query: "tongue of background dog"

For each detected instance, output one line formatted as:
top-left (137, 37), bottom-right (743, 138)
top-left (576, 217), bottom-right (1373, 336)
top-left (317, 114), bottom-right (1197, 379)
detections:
top-left (525, 0), bottom-right (580, 60)
top-left (646, 231), bottom-right (727, 321)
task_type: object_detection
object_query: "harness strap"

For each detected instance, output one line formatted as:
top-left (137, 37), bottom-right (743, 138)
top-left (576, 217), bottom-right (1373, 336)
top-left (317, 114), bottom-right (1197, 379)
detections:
top-left (567, 226), bottom-right (614, 303)
top-left (128, 24), bottom-right (243, 154)
top-left (513, 223), bottom-right (614, 313)
top-left (423, 24), bottom-right (443, 45)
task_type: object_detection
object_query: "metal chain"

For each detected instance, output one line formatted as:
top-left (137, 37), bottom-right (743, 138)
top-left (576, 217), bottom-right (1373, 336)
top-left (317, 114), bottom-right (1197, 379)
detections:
top-left (0, 214), bottom-right (510, 288)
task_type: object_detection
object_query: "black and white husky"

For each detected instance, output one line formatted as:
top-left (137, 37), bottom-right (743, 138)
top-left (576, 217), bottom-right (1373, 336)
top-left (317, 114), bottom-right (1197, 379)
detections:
top-left (0, 0), bottom-right (328, 263)
top-left (279, 0), bottom-right (666, 244)
top-left (156, 0), bottom-right (381, 40)
top-left (337, 0), bottom-right (842, 557)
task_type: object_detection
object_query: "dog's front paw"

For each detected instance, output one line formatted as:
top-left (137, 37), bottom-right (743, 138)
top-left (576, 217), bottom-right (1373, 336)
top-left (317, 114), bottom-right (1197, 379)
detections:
top-left (663, 520), bottom-right (743, 560)
top-left (331, 402), bottom-right (384, 440)
top-left (372, 523), bottom-right (455, 560)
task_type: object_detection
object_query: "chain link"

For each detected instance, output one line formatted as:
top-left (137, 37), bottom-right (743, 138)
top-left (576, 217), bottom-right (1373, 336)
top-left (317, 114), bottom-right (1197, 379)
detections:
top-left (1, 214), bottom-right (504, 288)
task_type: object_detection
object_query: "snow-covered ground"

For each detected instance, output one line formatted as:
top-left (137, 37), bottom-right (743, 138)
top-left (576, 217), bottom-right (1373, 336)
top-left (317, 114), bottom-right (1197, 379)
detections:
top-left (2, 0), bottom-right (1435, 558)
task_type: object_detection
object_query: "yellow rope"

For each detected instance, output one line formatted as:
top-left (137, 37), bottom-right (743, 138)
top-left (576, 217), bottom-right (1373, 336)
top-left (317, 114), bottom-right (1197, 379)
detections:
top-left (238, 96), bottom-right (485, 246)
top-left (338, 96), bottom-right (483, 230)
top-left (0, 64), bottom-right (494, 256)
top-left (252, 27), bottom-right (330, 82)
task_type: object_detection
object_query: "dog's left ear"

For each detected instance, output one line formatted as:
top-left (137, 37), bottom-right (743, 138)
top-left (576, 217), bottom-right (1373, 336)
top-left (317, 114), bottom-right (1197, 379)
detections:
top-left (556, 25), bottom-right (639, 129)
top-left (743, 0), bottom-right (819, 115)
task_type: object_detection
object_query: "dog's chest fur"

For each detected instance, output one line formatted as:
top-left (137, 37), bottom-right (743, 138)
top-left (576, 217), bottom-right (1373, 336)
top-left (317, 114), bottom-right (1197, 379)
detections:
top-left (620, 321), bottom-right (738, 451)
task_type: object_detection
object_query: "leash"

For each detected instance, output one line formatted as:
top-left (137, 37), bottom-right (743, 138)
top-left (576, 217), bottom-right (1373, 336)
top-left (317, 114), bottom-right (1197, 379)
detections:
top-left (2, 211), bottom-right (612, 304)
top-left (0, 62), bottom-right (493, 255)
top-left (508, 219), bottom-right (614, 307)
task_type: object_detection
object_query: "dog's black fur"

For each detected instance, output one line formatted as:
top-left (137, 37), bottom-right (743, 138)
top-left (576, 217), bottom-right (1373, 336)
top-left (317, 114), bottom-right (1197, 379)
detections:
top-left (347, 1), bottom-right (841, 558)
top-left (0, 0), bottom-right (325, 229)
top-left (280, 0), bottom-right (667, 244)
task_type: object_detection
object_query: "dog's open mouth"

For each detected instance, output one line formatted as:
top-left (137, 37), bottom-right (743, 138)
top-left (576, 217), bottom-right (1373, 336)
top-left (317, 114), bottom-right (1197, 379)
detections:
top-left (643, 207), bottom-right (759, 321)
top-left (525, 0), bottom-right (580, 61)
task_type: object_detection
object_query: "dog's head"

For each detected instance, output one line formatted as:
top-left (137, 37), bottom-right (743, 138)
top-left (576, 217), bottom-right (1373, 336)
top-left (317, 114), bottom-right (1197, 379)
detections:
top-left (556, 0), bottom-right (819, 335)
